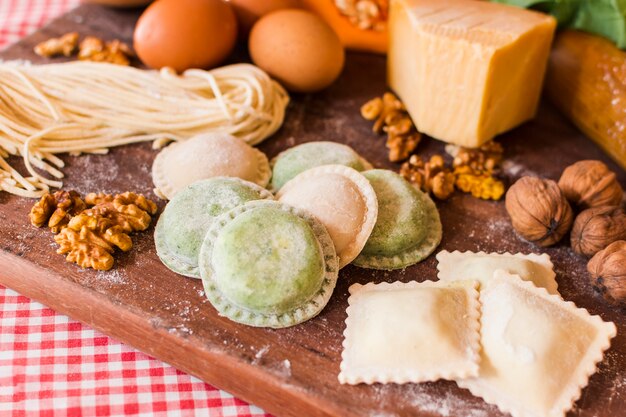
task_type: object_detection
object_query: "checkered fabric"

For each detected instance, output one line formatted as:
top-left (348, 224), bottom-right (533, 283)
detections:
top-left (0, 2), bottom-right (271, 416)
top-left (0, 286), bottom-right (270, 416)
top-left (0, 0), bottom-right (79, 50)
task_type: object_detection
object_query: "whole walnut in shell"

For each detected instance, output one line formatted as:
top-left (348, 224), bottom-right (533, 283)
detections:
top-left (587, 240), bottom-right (626, 306)
top-left (558, 160), bottom-right (623, 209)
top-left (571, 206), bottom-right (626, 256)
top-left (505, 176), bottom-right (574, 246)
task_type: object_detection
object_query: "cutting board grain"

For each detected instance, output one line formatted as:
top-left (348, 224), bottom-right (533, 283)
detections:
top-left (1, 5), bottom-right (625, 417)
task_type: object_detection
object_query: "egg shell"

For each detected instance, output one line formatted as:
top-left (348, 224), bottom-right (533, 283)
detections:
top-left (134, 0), bottom-right (237, 72)
top-left (249, 9), bottom-right (345, 93)
top-left (229, 0), bottom-right (301, 35)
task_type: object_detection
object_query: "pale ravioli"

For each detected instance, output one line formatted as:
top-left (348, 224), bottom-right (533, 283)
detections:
top-left (353, 170), bottom-right (441, 270)
top-left (457, 270), bottom-right (616, 417)
top-left (199, 200), bottom-right (339, 328)
top-left (277, 165), bottom-right (378, 268)
top-left (152, 133), bottom-right (271, 200)
top-left (436, 250), bottom-right (559, 295)
top-left (270, 141), bottom-right (372, 191)
top-left (154, 177), bottom-right (273, 278)
top-left (339, 280), bottom-right (481, 385)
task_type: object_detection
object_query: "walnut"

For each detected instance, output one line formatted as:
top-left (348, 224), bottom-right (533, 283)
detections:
top-left (34, 32), bottom-right (78, 57)
top-left (399, 154), bottom-right (425, 187)
top-left (505, 177), bottom-right (574, 246)
top-left (54, 193), bottom-right (156, 271)
top-left (30, 190), bottom-right (157, 271)
top-left (29, 193), bottom-right (56, 228)
top-left (454, 165), bottom-right (505, 201)
top-left (558, 160), bottom-right (623, 209)
top-left (448, 141), bottom-right (504, 173)
top-left (587, 240), bottom-right (626, 307)
top-left (335, 0), bottom-right (388, 32)
top-left (361, 92), bottom-right (421, 162)
top-left (386, 132), bottom-right (421, 162)
top-left (80, 202), bottom-right (152, 233)
top-left (431, 171), bottom-right (456, 200)
top-left (78, 36), bottom-right (132, 65)
top-left (29, 190), bottom-right (87, 233)
top-left (86, 192), bottom-right (158, 217)
top-left (78, 36), bottom-right (104, 59)
top-left (55, 227), bottom-right (119, 271)
top-left (360, 97), bottom-right (383, 120)
top-left (371, 92), bottom-right (405, 133)
top-left (571, 206), bottom-right (626, 256)
top-left (400, 154), bottom-right (455, 199)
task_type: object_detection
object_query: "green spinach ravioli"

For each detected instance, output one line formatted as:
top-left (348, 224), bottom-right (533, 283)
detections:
top-left (199, 200), bottom-right (338, 328)
top-left (154, 177), bottom-right (273, 278)
top-left (353, 169), bottom-right (442, 270)
top-left (270, 141), bottom-right (372, 191)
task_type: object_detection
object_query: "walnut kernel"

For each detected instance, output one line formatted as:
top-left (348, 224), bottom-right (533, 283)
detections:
top-left (34, 32), bottom-right (78, 57)
top-left (78, 36), bottom-right (132, 65)
top-left (360, 97), bottom-right (383, 120)
top-left (455, 166), bottom-right (505, 201)
top-left (400, 154), bottom-right (455, 200)
top-left (361, 92), bottom-right (420, 162)
top-left (30, 190), bottom-right (157, 271)
top-left (29, 190), bottom-right (86, 233)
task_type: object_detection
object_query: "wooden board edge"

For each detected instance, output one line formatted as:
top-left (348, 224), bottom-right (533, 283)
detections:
top-left (0, 249), bottom-right (347, 417)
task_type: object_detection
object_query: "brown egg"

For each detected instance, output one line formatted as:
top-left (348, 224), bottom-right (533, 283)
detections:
top-left (134, 0), bottom-right (237, 72)
top-left (249, 9), bottom-right (345, 93)
top-left (228, 0), bottom-right (301, 35)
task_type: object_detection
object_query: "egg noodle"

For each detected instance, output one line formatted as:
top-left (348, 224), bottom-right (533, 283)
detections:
top-left (0, 61), bottom-right (289, 198)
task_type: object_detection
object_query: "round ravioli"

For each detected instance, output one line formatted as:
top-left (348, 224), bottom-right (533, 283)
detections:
top-left (276, 165), bottom-right (378, 268)
top-left (152, 133), bottom-right (271, 200)
top-left (353, 169), bottom-right (442, 270)
top-left (199, 200), bottom-right (338, 328)
top-left (155, 177), bottom-right (273, 278)
top-left (270, 141), bottom-right (372, 191)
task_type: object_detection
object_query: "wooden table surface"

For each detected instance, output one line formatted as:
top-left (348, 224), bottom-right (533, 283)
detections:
top-left (0, 5), bottom-right (624, 417)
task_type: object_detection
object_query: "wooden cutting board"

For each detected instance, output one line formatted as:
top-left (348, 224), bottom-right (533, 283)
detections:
top-left (1, 5), bottom-right (625, 417)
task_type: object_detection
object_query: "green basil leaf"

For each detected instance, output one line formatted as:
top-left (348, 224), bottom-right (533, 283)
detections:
top-left (571, 0), bottom-right (626, 48)
top-left (491, 0), bottom-right (626, 48)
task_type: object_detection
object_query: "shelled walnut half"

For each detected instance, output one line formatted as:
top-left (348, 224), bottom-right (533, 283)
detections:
top-left (399, 155), bottom-right (455, 200)
top-left (34, 32), bottom-right (79, 57)
top-left (34, 33), bottom-right (133, 65)
top-left (29, 190), bottom-right (86, 233)
top-left (29, 190), bottom-right (157, 271)
top-left (361, 92), bottom-right (422, 162)
top-left (78, 37), bottom-right (133, 65)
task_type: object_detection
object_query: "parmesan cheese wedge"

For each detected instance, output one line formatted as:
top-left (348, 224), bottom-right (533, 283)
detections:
top-left (388, 0), bottom-right (556, 148)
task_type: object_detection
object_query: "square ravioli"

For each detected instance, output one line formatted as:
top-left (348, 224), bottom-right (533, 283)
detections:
top-left (436, 250), bottom-right (559, 295)
top-left (457, 270), bottom-right (617, 417)
top-left (339, 280), bottom-right (481, 385)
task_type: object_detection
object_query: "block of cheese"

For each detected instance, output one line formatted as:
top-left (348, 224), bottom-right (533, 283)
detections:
top-left (388, 0), bottom-right (556, 148)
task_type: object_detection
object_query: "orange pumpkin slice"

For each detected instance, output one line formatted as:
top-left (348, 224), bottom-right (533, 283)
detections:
top-left (300, 0), bottom-right (388, 54)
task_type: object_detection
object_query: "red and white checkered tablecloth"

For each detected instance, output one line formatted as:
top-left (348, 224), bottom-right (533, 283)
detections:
top-left (0, 1), bottom-right (271, 416)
